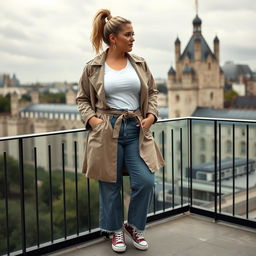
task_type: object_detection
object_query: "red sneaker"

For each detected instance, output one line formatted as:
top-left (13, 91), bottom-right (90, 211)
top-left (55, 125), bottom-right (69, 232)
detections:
top-left (124, 223), bottom-right (148, 250)
top-left (112, 231), bottom-right (126, 252)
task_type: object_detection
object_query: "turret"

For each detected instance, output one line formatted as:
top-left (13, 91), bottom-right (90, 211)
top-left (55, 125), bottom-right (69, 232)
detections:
top-left (214, 35), bottom-right (220, 62)
top-left (175, 37), bottom-right (181, 64)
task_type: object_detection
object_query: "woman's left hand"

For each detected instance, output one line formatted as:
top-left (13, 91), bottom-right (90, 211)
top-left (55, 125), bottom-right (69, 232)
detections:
top-left (136, 114), bottom-right (155, 130)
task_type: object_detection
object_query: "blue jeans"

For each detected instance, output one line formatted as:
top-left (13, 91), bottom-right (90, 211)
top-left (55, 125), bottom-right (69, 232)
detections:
top-left (99, 115), bottom-right (155, 232)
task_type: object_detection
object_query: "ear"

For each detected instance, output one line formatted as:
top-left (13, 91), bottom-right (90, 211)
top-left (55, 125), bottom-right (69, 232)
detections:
top-left (109, 33), bottom-right (117, 45)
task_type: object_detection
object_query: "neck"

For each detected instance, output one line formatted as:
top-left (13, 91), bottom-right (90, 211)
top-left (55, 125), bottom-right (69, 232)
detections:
top-left (107, 47), bottom-right (127, 60)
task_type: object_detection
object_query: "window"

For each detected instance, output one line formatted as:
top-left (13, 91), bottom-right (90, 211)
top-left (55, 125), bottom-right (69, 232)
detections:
top-left (240, 142), bottom-right (246, 154)
top-left (241, 128), bottom-right (245, 136)
top-left (226, 140), bottom-right (231, 153)
top-left (200, 154), bottom-right (206, 163)
top-left (227, 127), bottom-right (231, 136)
top-left (196, 172), bottom-right (207, 180)
top-left (200, 138), bottom-right (206, 151)
top-left (208, 63), bottom-right (211, 70)
top-left (210, 92), bottom-right (214, 100)
top-left (175, 94), bottom-right (180, 102)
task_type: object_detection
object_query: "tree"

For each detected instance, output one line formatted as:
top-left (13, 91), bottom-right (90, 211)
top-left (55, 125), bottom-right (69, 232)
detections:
top-left (224, 90), bottom-right (238, 108)
top-left (0, 94), bottom-right (10, 113)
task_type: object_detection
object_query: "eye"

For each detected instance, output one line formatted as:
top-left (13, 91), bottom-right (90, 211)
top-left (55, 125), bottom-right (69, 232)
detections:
top-left (125, 32), bottom-right (135, 37)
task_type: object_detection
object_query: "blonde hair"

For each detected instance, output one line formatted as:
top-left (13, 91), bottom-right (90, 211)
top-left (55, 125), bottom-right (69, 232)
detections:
top-left (91, 9), bottom-right (131, 53)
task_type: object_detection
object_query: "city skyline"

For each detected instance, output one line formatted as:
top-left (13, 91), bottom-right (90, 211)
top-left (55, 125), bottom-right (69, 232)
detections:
top-left (0, 0), bottom-right (256, 83)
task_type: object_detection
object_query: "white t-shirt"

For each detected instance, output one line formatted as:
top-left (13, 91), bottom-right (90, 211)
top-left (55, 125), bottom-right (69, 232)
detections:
top-left (104, 59), bottom-right (141, 110)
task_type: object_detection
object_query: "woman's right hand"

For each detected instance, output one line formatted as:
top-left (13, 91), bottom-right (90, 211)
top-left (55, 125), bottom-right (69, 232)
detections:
top-left (88, 116), bottom-right (103, 128)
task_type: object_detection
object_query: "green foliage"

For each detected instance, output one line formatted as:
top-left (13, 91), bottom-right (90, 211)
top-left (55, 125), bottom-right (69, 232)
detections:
top-left (224, 90), bottom-right (238, 107)
top-left (0, 153), bottom-right (100, 254)
top-left (39, 92), bottom-right (65, 104)
top-left (0, 94), bottom-right (10, 113)
top-left (19, 94), bottom-right (31, 102)
top-left (0, 155), bottom-right (35, 198)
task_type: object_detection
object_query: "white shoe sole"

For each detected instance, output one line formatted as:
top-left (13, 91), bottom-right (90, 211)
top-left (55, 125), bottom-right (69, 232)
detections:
top-left (112, 244), bottom-right (126, 253)
top-left (124, 228), bottom-right (148, 250)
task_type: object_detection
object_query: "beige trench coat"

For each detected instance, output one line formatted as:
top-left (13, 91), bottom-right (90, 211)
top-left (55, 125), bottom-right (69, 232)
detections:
top-left (76, 49), bottom-right (165, 182)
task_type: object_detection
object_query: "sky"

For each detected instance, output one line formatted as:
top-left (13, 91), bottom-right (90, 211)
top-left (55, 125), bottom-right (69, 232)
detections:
top-left (0, 0), bottom-right (256, 83)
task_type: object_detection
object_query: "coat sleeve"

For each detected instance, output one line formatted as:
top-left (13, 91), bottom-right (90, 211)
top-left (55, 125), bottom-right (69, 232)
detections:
top-left (144, 61), bottom-right (159, 123)
top-left (76, 65), bottom-right (96, 129)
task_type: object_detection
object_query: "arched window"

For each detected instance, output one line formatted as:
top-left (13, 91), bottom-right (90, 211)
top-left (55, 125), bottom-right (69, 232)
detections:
top-left (175, 94), bottom-right (180, 102)
top-left (210, 92), bottom-right (214, 100)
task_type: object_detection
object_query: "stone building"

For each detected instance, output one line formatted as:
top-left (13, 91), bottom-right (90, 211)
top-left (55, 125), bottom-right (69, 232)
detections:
top-left (222, 61), bottom-right (256, 96)
top-left (167, 15), bottom-right (224, 118)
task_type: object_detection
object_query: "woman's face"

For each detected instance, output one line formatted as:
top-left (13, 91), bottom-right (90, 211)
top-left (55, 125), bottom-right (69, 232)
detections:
top-left (112, 23), bottom-right (135, 52)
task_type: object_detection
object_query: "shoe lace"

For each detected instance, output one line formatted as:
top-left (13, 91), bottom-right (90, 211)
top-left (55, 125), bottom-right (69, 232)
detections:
top-left (114, 231), bottom-right (124, 243)
top-left (134, 230), bottom-right (144, 240)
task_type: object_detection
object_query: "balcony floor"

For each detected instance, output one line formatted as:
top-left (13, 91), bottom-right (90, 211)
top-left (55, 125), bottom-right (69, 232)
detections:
top-left (49, 213), bottom-right (256, 256)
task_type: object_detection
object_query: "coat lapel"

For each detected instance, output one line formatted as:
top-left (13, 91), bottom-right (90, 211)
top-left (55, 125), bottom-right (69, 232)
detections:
top-left (128, 54), bottom-right (149, 114)
top-left (87, 51), bottom-right (108, 104)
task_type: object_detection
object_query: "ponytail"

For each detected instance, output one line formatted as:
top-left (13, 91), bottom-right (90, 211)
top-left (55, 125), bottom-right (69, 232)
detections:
top-left (91, 9), bottom-right (131, 54)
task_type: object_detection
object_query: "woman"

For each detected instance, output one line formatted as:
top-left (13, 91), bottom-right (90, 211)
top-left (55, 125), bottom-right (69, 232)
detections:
top-left (76, 9), bottom-right (165, 253)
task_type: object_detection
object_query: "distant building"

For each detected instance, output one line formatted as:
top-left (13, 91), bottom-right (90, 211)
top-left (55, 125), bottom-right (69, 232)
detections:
top-left (167, 14), bottom-right (224, 118)
top-left (232, 96), bottom-right (256, 109)
top-left (222, 61), bottom-right (256, 96)
top-left (0, 73), bottom-right (20, 87)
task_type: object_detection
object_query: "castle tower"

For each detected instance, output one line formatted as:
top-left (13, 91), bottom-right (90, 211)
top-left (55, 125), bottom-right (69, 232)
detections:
top-left (66, 89), bottom-right (76, 105)
top-left (11, 91), bottom-right (19, 116)
top-left (30, 90), bottom-right (39, 104)
top-left (167, 15), bottom-right (224, 118)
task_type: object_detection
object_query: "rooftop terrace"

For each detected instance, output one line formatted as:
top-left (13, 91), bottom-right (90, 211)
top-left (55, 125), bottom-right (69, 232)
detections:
top-left (49, 213), bottom-right (256, 256)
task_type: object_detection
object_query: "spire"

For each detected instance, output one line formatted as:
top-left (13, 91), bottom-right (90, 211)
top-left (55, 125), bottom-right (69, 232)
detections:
top-left (193, 14), bottom-right (202, 35)
top-left (195, 0), bottom-right (199, 15)
top-left (175, 37), bottom-right (181, 44)
top-left (168, 66), bottom-right (176, 75)
top-left (214, 35), bottom-right (219, 42)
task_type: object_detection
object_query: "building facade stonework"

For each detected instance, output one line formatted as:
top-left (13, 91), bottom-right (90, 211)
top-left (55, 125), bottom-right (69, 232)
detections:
top-left (167, 15), bottom-right (224, 118)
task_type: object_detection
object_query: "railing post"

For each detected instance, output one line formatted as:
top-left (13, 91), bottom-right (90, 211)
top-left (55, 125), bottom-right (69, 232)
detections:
top-left (4, 152), bottom-right (10, 255)
top-left (214, 120), bottom-right (218, 221)
top-left (189, 118), bottom-right (193, 207)
top-left (19, 138), bottom-right (26, 254)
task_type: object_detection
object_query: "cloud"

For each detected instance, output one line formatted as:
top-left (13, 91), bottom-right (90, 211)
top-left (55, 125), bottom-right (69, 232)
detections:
top-left (0, 0), bottom-right (255, 82)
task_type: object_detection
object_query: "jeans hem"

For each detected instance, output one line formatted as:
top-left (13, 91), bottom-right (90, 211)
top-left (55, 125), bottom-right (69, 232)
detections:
top-left (126, 222), bottom-right (145, 232)
top-left (100, 227), bottom-right (123, 233)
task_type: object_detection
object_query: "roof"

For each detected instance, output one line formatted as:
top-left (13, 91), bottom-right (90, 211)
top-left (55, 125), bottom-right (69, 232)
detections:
top-left (175, 37), bottom-right (180, 44)
top-left (193, 14), bottom-right (202, 25)
top-left (180, 35), bottom-right (215, 61)
top-left (158, 107), bottom-right (168, 119)
top-left (214, 35), bottom-right (219, 42)
top-left (192, 106), bottom-right (256, 120)
top-left (222, 61), bottom-right (253, 81)
top-left (168, 66), bottom-right (176, 74)
top-left (192, 158), bottom-right (255, 173)
top-left (20, 104), bottom-right (79, 114)
top-left (233, 96), bottom-right (256, 109)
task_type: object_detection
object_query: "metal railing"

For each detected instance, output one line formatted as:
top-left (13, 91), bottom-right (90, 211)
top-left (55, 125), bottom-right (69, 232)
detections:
top-left (0, 117), bottom-right (256, 256)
